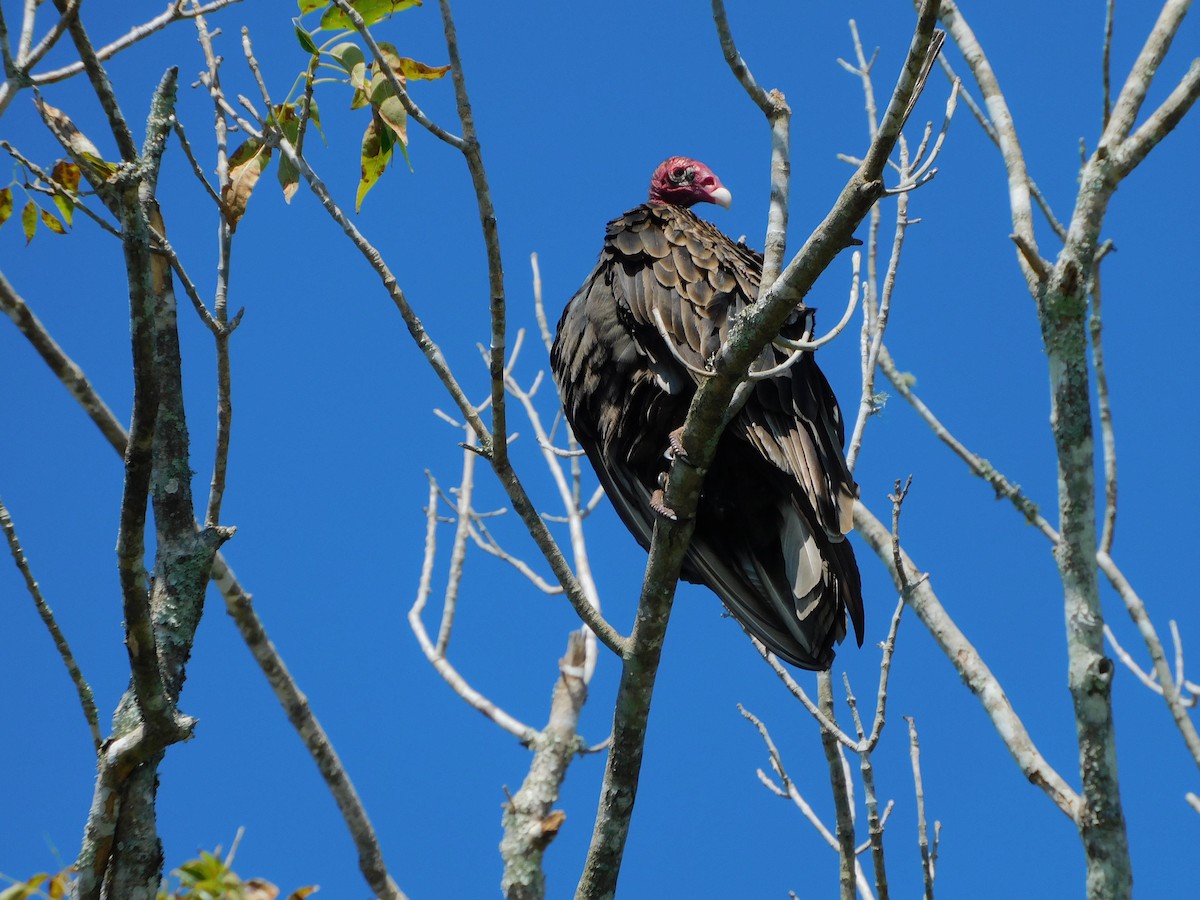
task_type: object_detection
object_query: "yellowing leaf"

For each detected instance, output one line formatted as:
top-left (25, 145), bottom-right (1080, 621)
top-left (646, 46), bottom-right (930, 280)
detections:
top-left (286, 888), bottom-right (320, 900)
top-left (21, 200), bottom-right (37, 243)
top-left (369, 70), bottom-right (408, 147)
top-left (47, 869), bottom-right (71, 900)
top-left (375, 43), bottom-right (449, 82)
top-left (50, 160), bottom-right (80, 225)
top-left (297, 0), bottom-right (326, 12)
top-left (51, 160), bottom-right (81, 192)
top-left (319, 0), bottom-right (421, 31)
top-left (52, 193), bottom-right (75, 225)
top-left (40, 207), bottom-right (67, 234)
top-left (223, 138), bottom-right (273, 231)
top-left (0, 874), bottom-right (47, 900)
top-left (395, 57), bottom-right (450, 80)
top-left (355, 116), bottom-right (391, 212)
top-left (0, 187), bottom-right (12, 227)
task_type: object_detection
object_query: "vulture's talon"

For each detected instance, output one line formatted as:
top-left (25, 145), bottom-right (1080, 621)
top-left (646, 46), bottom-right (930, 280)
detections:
top-left (650, 488), bottom-right (679, 521)
top-left (664, 427), bottom-right (699, 468)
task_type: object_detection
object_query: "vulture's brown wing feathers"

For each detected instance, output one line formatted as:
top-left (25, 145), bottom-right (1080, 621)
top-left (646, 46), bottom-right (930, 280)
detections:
top-left (551, 203), bottom-right (862, 669)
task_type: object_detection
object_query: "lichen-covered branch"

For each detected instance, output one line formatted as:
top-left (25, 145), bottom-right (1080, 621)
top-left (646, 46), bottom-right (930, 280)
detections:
top-left (500, 632), bottom-right (589, 900)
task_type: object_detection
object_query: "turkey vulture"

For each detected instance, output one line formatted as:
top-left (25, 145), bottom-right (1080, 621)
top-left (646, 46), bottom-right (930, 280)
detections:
top-left (550, 156), bottom-right (863, 670)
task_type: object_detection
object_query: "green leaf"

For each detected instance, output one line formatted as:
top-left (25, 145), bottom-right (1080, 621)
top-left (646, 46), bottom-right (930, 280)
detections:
top-left (294, 19), bottom-right (320, 55)
top-left (297, 0), bottom-right (326, 12)
top-left (21, 199), bottom-right (37, 243)
top-left (0, 187), bottom-right (12, 227)
top-left (329, 41), bottom-right (365, 75)
top-left (356, 116), bottom-right (391, 212)
top-left (222, 138), bottom-right (273, 231)
top-left (329, 42), bottom-right (367, 107)
top-left (368, 70), bottom-right (407, 147)
top-left (318, 0), bottom-right (421, 31)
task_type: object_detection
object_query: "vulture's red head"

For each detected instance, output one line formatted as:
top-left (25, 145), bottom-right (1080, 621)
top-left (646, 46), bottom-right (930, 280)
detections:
top-left (648, 156), bottom-right (732, 210)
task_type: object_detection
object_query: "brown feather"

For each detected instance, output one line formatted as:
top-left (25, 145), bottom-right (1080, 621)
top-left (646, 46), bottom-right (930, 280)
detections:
top-left (551, 202), bottom-right (863, 669)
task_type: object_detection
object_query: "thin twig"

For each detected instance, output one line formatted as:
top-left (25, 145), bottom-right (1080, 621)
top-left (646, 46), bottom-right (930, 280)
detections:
top-left (220, 562), bottom-right (408, 900)
top-left (905, 717), bottom-right (935, 899)
top-left (843, 672), bottom-right (889, 899)
top-left (224, 35), bottom-right (623, 654)
top-left (0, 497), bottom-right (102, 751)
top-left (30, 0), bottom-right (242, 86)
top-left (740, 704), bottom-right (875, 899)
top-left (410, 475), bottom-right (538, 744)
top-left (931, 0), bottom-right (1040, 288)
top-left (854, 499), bottom-right (1080, 818)
top-left (1102, 0), bottom-right (1115, 130)
top-left (711, 0), bottom-right (790, 288)
top-left (193, 5), bottom-right (237, 530)
top-left (1090, 241), bottom-right (1118, 554)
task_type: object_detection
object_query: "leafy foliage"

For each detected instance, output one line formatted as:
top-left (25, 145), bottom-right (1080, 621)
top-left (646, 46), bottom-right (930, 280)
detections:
top-left (1, 850), bottom-right (318, 900)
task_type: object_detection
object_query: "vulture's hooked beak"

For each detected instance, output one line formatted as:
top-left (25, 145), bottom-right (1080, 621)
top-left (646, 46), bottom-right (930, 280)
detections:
top-left (710, 186), bottom-right (733, 210)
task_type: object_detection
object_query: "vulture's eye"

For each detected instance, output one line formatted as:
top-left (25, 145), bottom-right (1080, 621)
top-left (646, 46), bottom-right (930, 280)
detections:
top-left (670, 166), bottom-right (695, 184)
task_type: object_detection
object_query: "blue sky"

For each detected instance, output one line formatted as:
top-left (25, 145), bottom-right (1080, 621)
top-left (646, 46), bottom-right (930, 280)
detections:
top-left (2, 1), bottom-right (1198, 897)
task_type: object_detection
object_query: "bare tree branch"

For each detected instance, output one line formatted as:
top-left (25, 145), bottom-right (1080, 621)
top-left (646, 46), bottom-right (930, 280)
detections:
top-left (193, 6), bottom-right (237, 529)
top-left (711, 0), bottom-right (790, 289)
top-left (24, 0), bottom-right (243, 88)
top-left (904, 717), bottom-right (936, 899)
top-left (0, 497), bottom-right (102, 752)
top-left (740, 705), bottom-right (875, 900)
top-left (219, 560), bottom-right (408, 900)
top-left (1101, 0), bottom-right (1193, 146)
top-left (410, 473), bottom-right (539, 744)
top-left (928, 0), bottom-right (1040, 288)
top-left (820, 673), bottom-right (858, 900)
top-left (853, 499), bottom-right (1080, 818)
top-left (218, 36), bottom-right (623, 654)
top-left (1098, 552), bottom-right (1200, 767)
